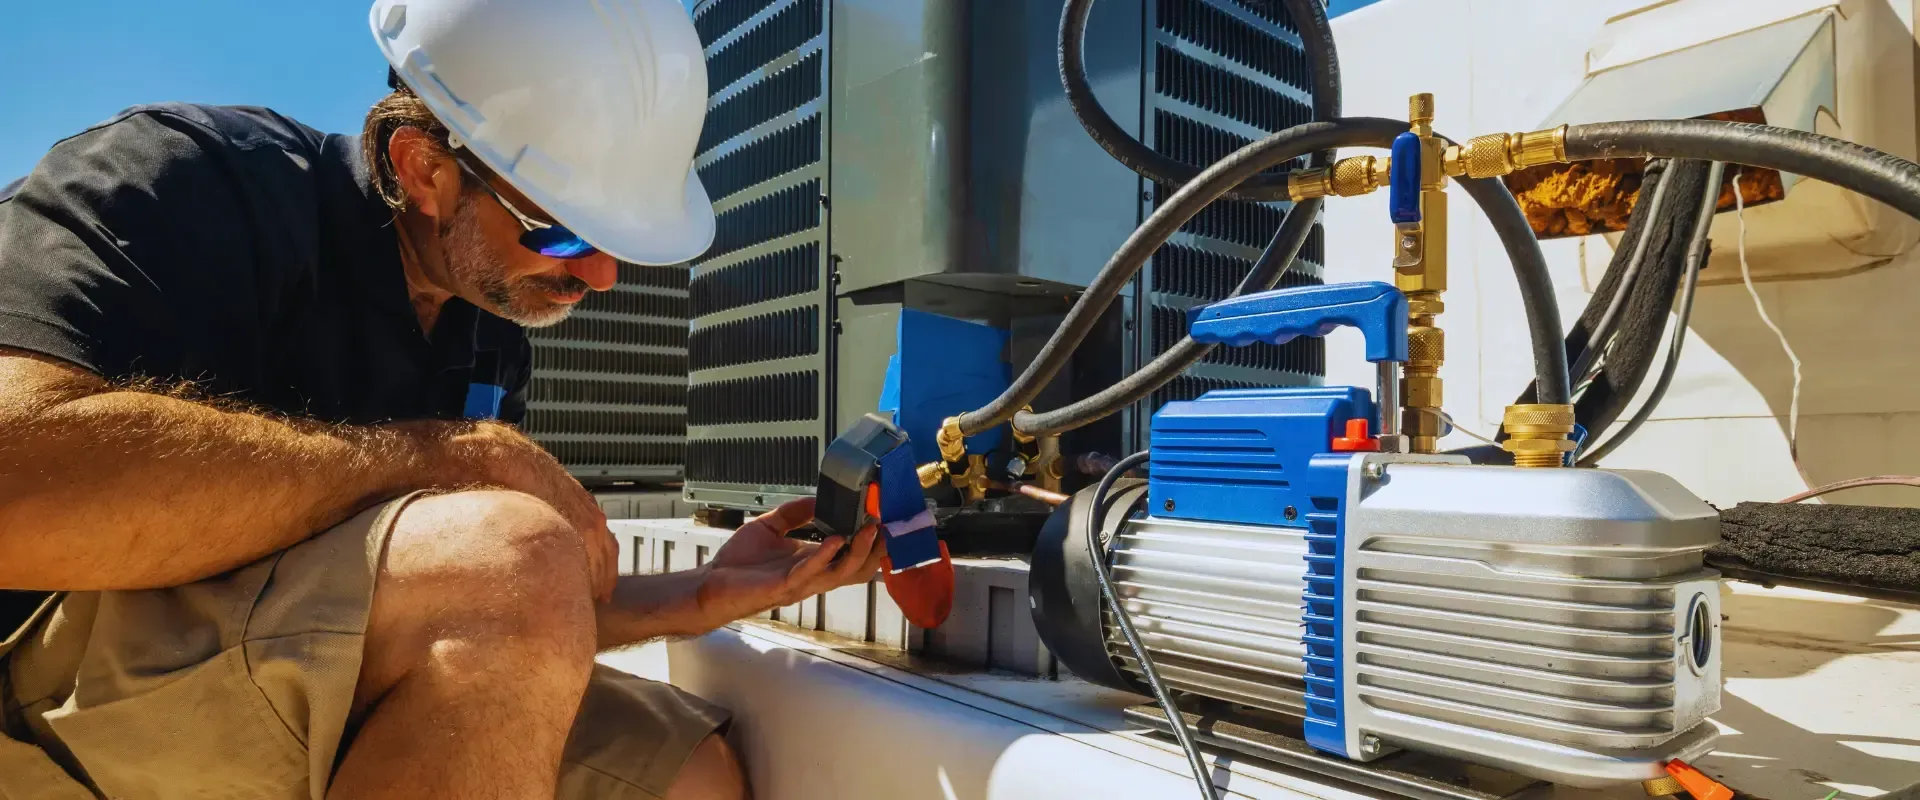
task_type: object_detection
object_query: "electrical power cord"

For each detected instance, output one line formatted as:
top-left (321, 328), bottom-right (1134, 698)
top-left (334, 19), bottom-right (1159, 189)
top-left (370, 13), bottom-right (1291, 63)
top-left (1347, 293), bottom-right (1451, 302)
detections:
top-left (1731, 168), bottom-right (1804, 462)
top-left (1086, 451), bottom-right (1218, 800)
top-left (1579, 162), bottom-right (1727, 466)
top-left (1779, 476), bottom-right (1920, 504)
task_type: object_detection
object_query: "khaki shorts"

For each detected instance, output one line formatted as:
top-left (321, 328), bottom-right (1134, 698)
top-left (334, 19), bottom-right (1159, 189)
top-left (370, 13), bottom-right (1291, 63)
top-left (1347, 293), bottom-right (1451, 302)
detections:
top-left (0, 494), bottom-right (729, 800)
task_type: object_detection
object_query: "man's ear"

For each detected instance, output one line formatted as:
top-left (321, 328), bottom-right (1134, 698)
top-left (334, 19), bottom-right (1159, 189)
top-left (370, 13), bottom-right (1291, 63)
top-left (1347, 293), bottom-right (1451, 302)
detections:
top-left (389, 127), bottom-right (462, 220)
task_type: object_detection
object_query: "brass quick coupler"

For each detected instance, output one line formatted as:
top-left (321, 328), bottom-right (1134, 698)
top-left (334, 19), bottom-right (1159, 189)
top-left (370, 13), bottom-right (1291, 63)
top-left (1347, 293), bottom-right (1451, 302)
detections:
top-left (937, 416), bottom-right (967, 464)
top-left (1443, 126), bottom-right (1569, 180)
top-left (1501, 404), bottom-right (1577, 468)
top-left (917, 461), bottom-right (950, 489)
top-left (1289, 155), bottom-right (1391, 201)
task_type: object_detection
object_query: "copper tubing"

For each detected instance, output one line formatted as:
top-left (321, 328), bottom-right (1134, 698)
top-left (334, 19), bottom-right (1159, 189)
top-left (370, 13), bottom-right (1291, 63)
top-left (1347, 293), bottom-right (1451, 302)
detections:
top-left (1016, 484), bottom-right (1071, 506)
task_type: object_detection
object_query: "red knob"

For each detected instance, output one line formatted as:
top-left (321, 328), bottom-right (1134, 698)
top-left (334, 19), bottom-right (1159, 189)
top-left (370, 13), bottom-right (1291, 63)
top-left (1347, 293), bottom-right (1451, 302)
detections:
top-left (1330, 418), bottom-right (1380, 452)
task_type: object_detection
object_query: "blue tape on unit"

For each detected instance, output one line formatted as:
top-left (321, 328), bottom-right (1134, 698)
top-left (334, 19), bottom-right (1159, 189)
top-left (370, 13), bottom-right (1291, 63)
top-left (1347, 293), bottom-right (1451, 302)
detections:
top-left (876, 446), bottom-right (941, 571)
top-left (877, 310), bottom-right (1011, 465)
top-left (464, 383), bottom-right (506, 420)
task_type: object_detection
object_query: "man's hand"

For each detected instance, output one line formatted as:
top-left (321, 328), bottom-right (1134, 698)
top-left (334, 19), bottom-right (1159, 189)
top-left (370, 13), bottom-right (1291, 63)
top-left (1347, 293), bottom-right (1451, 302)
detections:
top-left (697, 498), bottom-right (885, 625)
top-left (443, 421), bottom-right (619, 603)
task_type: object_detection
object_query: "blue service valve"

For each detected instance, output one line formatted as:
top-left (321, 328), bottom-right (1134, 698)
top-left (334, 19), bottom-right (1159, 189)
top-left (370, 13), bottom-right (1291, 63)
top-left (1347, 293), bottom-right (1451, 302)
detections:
top-left (1389, 132), bottom-right (1423, 224)
top-left (1189, 282), bottom-right (1409, 363)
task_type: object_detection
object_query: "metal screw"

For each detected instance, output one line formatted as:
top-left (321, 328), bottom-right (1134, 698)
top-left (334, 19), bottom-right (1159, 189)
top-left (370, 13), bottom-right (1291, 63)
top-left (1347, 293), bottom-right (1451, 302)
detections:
top-left (1163, 498), bottom-right (1176, 512)
top-left (754, 495), bottom-right (765, 505)
top-left (1361, 735), bottom-right (1382, 756)
top-left (1363, 461), bottom-right (1386, 480)
top-left (1283, 506), bottom-right (1298, 521)
top-left (1400, 234), bottom-right (1418, 251)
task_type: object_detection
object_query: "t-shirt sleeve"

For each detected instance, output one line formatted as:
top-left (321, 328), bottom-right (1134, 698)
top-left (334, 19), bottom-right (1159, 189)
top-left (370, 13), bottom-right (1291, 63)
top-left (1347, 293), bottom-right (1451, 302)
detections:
top-left (0, 111), bottom-right (288, 383)
top-left (498, 335), bottom-right (534, 426)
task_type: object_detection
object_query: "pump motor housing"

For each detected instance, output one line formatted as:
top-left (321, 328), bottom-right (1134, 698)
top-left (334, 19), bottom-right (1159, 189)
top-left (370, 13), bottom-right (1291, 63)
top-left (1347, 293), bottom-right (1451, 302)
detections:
top-left (1030, 386), bottom-right (1724, 788)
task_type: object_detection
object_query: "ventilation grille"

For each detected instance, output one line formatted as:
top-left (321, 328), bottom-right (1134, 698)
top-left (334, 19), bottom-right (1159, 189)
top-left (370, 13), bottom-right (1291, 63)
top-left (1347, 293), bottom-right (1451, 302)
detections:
top-left (525, 265), bottom-right (689, 483)
top-left (688, 307), bottom-right (819, 371)
top-left (530, 377), bottom-right (686, 408)
top-left (530, 315), bottom-right (688, 350)
top-left (687, 437), bottom-right (820, 487)
top-left (1153, 111), bottom-right (1303, 178)
top-left (699, 116), bottom-right (822, 202)
top-left (1152, 305), bottom-right (1324, 374)
top-left (1157, 0), bottom-right (1309, 88)
top-left (1154, 45), bottom-right (1311, 134)
top-left (1138, 0), bottom-right (1323, 451)
top-left (700, 51), bottom-right (821, 155)
top-left (688, 0), bottom-right (828, 501)
top-left (708, 179), bottom-right (821, 259)
top-left (706, 0), bottom-right (823, 93)
top-left (688, 371), bottom-right (820, 425)
top-left (690, 242), bottom-right (821, 317)
top-left (1149, 241), bottom-right (1324, 300)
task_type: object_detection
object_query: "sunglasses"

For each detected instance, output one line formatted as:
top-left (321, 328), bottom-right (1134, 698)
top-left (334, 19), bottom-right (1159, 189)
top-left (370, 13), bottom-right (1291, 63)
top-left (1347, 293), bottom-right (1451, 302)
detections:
top-left (451, 152), bottom-right (599, 259)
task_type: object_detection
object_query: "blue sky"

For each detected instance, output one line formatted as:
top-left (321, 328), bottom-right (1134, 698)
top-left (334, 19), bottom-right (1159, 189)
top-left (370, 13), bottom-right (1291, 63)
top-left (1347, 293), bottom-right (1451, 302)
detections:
top-left (2, 0), bottom-right (1372, 182)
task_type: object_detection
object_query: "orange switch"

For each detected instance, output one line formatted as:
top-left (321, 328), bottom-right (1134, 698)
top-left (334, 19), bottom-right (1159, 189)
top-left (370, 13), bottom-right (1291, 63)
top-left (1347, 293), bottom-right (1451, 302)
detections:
top-left (1664, 759), bottom-right (1733, 800)
top-left (1330, 418), bottom-right (1380, 452)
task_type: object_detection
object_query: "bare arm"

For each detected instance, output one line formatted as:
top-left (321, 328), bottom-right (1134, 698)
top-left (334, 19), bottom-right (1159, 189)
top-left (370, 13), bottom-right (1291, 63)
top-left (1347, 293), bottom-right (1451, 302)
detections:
top-left (0, 349), bottom-right (589, 591)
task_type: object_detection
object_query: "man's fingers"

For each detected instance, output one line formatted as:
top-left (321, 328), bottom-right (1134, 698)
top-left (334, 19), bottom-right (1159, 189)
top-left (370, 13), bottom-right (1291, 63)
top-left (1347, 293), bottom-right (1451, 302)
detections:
top-left (790, 535), bottom-right (845, 584)
top-left (832, 525), bottom-right (882, 583)
top-left (752, 497), bottom-right (817, 535)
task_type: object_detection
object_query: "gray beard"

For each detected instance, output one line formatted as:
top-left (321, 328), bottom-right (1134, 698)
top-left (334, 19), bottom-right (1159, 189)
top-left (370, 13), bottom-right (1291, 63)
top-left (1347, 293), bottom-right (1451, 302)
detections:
top-left (439, 194), bottom-right (579, 329)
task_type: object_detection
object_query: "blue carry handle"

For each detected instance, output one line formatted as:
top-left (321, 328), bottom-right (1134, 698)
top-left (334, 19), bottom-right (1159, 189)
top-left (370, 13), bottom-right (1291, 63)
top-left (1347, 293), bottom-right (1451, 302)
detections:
top-left (1189, 282), bottom-right (1409, 363)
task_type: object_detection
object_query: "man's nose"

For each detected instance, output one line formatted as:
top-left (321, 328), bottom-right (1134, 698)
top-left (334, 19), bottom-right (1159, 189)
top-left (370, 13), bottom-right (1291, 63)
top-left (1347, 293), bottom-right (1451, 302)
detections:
top-left (566, 253), bottom-right (618, 291)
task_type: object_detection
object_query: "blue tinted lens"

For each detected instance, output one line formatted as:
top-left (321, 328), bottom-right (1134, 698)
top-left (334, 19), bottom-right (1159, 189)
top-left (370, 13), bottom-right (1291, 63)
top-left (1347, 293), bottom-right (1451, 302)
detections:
top-left (521, 226), bottom-right (597, 259)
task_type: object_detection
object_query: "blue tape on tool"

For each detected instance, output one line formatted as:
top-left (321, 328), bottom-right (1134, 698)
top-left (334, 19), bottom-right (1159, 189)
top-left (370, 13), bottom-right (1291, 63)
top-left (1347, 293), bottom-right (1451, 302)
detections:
top-left (876, 445), bottom-right (941, 572)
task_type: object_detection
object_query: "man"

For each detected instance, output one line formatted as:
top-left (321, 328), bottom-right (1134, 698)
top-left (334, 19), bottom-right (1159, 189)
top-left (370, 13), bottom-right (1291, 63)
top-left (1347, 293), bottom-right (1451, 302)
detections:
top-left (0, 1), bottom-right (874, 798)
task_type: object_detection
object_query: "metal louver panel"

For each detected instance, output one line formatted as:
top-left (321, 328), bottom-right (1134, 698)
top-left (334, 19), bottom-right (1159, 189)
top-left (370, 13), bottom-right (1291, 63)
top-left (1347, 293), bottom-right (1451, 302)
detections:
top-left (685, 0), bottom-right (831, 509)
top-left (1134, 0), bottom-right (1325, 451)
top-left (525, 262), bottom-right (689, 485)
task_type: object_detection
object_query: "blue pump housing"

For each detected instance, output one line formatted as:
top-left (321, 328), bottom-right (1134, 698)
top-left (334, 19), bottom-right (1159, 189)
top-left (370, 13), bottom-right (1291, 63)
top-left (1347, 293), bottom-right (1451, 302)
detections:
top-left (1147, 385), bottom-right (1370, 757)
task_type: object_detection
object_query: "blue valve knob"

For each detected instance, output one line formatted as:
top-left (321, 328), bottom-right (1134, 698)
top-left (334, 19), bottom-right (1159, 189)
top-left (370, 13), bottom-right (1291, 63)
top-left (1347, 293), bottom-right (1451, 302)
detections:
top-left (1389, 132), bottom-right (1423, 224)
top-left (1188, 282), bottom-right (1409, 363)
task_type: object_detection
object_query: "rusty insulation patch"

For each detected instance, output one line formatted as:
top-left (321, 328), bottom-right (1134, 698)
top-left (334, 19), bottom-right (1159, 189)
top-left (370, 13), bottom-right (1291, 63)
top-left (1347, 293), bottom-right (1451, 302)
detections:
top-left (1503, 109), bottom-right (1788, 239)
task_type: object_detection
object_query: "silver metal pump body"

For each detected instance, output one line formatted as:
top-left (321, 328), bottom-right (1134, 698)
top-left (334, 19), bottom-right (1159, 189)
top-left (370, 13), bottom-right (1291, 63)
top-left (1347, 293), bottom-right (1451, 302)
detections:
top-left (1106, 453), bottom-right (1724, 788)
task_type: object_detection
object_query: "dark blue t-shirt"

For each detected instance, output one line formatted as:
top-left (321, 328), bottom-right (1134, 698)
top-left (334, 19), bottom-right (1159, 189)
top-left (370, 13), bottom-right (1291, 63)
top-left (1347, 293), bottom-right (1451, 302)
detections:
top-left (0, 103), bottom-right (531, 629)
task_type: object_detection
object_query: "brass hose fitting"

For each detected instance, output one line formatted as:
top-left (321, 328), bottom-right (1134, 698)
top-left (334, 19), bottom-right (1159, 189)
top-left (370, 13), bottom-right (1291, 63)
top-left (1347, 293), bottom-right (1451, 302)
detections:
top-left (1640, 776), bottom-right (1685, 797)
top-left (1501, 404), bottom-right (1576, 468)
top-left (1397, 93), bottom-right (1449, 454)
top-left (917, 462), bottom-right (950, 490)
top-left (1289, 155), bottom-right (1392, 201)
top-left (937, 416), bottom-right (967, 464)
top-left (1442, 126), bottom-right (1569, 179)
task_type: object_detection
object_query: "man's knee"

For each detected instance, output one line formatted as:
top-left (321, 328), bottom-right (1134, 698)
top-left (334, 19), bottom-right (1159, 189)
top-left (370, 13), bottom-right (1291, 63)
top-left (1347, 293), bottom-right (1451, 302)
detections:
top-left (357, 491), bottom-right (597, 701)
top-left (664, 734), bottom-right (749, 800)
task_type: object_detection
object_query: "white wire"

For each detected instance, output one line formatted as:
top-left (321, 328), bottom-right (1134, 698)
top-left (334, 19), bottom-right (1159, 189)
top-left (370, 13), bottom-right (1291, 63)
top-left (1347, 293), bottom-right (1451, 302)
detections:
top-left (1414, 407), bottom-right (1500, 447)
top-left (1733, 170), bottom-right (1802, 461)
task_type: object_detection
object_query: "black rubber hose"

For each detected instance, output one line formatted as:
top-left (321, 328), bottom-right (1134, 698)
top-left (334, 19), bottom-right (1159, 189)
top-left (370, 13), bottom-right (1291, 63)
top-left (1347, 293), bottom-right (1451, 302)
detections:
top-left (1565, 120), bottom-right (1920, 221)
top-left (1087, 451), bottom-right (1217, 800)
top-left (1455, 174), bottom-right (1572, 405)
top-left (955, 118), bottom-right (1411, 436)
top-left (1580, 161), bottom-right (1726, 466)
top-left (1014, 197), bottom-right (1323, 437)
top-left (1060, 0), bottom-right (1340, 200)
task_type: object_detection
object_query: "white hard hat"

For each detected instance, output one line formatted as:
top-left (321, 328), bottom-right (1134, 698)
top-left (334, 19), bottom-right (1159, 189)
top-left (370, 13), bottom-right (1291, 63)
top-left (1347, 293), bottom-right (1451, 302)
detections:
top-left (369, 0), bottom-right (714, 266)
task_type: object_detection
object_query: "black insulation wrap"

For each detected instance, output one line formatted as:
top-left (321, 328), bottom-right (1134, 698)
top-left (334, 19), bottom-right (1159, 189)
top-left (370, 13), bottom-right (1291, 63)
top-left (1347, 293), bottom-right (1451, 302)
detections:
top-left (1058, 0), bottom-right (1341, 200)
top-left (1566, 120), bottom-right (1920, 221)
top-left (955, 118), bottom-right (1411, 436)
